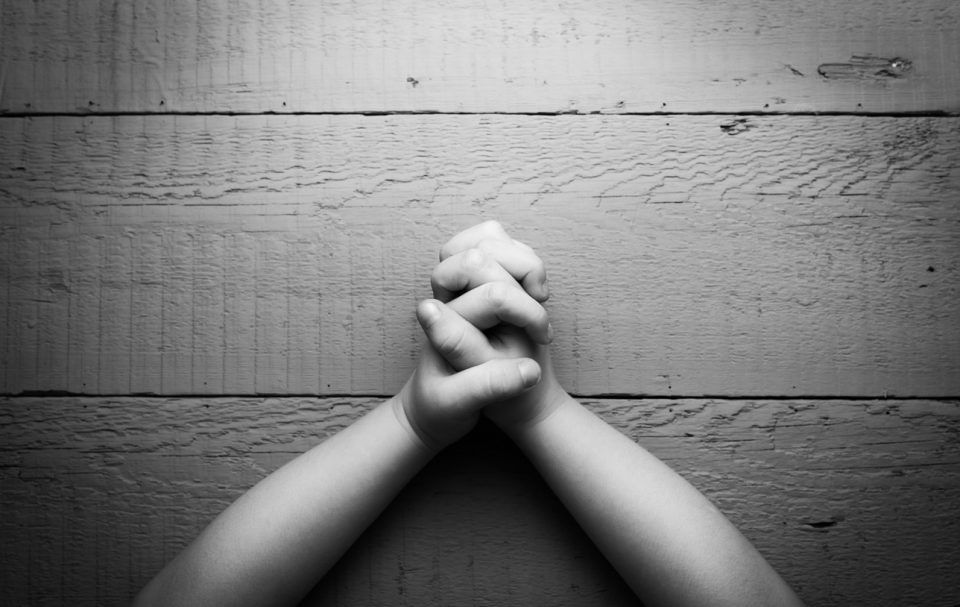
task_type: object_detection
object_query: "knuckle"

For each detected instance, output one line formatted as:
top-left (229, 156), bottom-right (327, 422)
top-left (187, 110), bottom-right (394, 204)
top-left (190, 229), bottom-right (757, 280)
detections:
top-left (435, 325), bottom-right (468, 359)
top-left (528, 251), bottom-right (546, 276)
top-left (484, 281), bottom-right (512, 309)
top-left (480, 219), bottom-right (505, 236)
top-left (461, 247), bottom-right (487, 271)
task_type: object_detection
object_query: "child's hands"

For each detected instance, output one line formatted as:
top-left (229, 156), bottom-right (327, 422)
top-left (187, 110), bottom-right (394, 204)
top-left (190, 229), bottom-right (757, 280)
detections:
top-left (396, 220), bottom-right (567, 450)
top-left (428, 221), bottom-right (568, 433)
top-left (395, 299), bottom-right (542, 451)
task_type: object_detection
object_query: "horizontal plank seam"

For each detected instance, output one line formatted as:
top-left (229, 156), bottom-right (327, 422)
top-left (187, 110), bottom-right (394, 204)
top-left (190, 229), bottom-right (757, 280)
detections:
top-left (0, 110), bottom-right (956, 118)
top-left (4, 391), bottom-right (958, 402)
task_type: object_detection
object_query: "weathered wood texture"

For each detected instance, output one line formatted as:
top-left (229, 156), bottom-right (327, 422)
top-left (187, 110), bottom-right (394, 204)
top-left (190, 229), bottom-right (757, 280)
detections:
top-left (1, 396), bottom-right (957, 607)
top-left (2, 115), bottom-right (958, 397)
top-left (2, 0), bottom-right (959, 115)
top-left (2, 1), bottom-right (959, 605)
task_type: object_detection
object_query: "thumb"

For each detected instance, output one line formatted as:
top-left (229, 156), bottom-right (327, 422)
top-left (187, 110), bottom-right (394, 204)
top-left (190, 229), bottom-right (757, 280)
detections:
top-left (438, 358), bottom-right (541, 416)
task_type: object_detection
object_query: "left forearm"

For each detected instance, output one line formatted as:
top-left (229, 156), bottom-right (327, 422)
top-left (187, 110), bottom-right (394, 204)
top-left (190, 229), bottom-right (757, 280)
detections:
top-left (135, 398), bottom-right (434, 607)
top-left (506, 395), bottom-right (803, 607)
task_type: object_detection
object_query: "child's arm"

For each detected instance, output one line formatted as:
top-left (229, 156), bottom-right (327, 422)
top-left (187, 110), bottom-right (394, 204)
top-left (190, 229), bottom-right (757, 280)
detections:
top-left (133, 283), bottom-right (548, 607)
top-left (134, 399), bottom-right (435, 607)
top-left (436, 221), bottom-right (806, 607)
top-left (502, 395), bottom-right (806, 607)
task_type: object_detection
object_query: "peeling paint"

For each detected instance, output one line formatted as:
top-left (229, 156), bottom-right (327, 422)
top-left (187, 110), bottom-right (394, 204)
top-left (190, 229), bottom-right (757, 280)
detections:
top-left (817, 55), bottom-right (912, 80)
top-left (719, 117), bottom-right (754, 135)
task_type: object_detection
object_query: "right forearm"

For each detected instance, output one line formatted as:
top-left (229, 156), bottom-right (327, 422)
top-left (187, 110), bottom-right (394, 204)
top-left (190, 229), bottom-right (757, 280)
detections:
top-left (135, 399), bottom-right (434, 607)
top-left (504, 395), bottom-right (804, 607)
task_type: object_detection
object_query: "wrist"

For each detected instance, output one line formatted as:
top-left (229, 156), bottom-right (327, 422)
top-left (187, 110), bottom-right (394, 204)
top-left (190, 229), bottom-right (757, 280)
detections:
top-left (388, 392), bottom-right (442, 457)
top-left (487, 379), bottom-right (571, 438)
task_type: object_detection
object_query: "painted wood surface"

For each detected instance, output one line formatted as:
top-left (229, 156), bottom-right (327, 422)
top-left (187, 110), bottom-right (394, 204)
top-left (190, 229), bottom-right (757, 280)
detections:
top-left (1, 396), bottom-right (958, 606)
top-left (2, 1), bottom-right (959, 605)
top-left (2, 115), bottom-right (958, 398)
top-left (2, 0), bottom-right (959, 115)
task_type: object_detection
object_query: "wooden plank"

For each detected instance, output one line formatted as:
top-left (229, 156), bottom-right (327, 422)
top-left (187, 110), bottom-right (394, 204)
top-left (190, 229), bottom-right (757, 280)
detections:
top-left (1, 0), bottom-right (958, 114)
top-left (0, 396), bottom-right (957, 606)
top-left (2, 114), bottom-right (958, 397)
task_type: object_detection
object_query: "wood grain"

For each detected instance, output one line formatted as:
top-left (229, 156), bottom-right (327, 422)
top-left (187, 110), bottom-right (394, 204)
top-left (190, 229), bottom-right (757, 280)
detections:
top-left (3, 3), bottom-right (958, 606)
top-left (2, 114), bottom-right (958, 397)
top-left (1, 396), bottom-right (957, 606)
top-left (1, 0), bottom-right (958, 115)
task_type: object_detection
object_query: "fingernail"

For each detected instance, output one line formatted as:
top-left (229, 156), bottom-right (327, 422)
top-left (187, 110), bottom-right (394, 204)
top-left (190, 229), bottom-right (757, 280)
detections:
top-left (540, 281), bottom-right (550, 300)
top-left (546, 323), bottom-right (555, 343)
top-left (420, 301), bottom-right (441, 324)
top-left (518, 360), bottom-right (541, 387)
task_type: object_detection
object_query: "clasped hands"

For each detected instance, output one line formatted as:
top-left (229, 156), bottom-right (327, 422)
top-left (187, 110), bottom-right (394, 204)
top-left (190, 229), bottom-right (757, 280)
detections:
top-left (394, 220), bottom-right (568, 451)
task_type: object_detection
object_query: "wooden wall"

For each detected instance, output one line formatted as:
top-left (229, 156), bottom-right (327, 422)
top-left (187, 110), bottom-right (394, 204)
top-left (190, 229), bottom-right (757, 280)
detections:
top-left (1, 1), bottom-right (958, 605)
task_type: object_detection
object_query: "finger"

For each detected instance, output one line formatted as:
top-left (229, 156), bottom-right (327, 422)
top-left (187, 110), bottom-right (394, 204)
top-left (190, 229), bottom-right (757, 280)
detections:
top-left (439, 221), bottom-right (549, 301)
top-left (430, 248), bottom-right (520, 303)
top-left (435, 358), bottom-right (541, 417)
top-left (446, 281), bottom-right (553, 345)
top-left (475, 238), bottom-right (549, 302)
top-left (439, 220), bottom-right (510, 260)
top-left (417, 299), bottom-right (499, 371)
